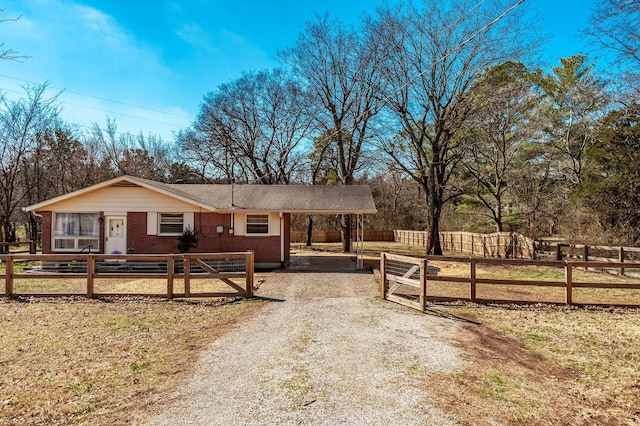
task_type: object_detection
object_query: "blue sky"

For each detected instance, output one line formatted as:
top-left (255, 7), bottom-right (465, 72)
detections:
top-left (0, 0), bottom-right (598, 141)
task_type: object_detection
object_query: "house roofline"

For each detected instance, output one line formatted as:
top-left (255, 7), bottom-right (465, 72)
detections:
top-left (23, 175), bottom-right (218, 213)
top-left (23, 175), bottom-right (378, 215)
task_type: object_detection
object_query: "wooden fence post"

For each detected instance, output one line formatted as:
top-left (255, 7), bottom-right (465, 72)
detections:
top-left (470, 258), bottom-right (477, 302)
top-left (556, 244), bottom-right (563, 261)
top-left (420, 258), bottom-right (427, 312)
top-left (246, 250), bottom-right (254, 297)
top-left (86, 255), bottom-right (95, 298)
top-left (380, 252), bottom-right (387, 299)
top-left (565, 262), bottom-right (573, 306)
top-left (5, 255), bottom-right (13, 296)
top-left (619, 247), bottom-right (625, 277)
top-left (184, 255), bottom-right (191, 298)
top-left (583, 245), bottom-right (589, 271)
top-left (482, 235), bottom-right (487, 258)
top-left (167, 255), bottom-right (174, 298)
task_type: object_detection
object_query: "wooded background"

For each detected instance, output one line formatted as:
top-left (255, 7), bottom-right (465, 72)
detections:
top-left (2, 0), bottom-right (639, 252)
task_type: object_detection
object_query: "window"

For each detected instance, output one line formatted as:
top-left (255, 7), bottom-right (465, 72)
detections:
top-left (159, 213), bottom-right (184, 235)
top-left (53, 213), bottom-right (99, 252)
top-left (246, 214), bottom-right (269, 234)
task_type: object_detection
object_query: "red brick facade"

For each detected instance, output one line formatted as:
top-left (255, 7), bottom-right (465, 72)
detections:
top-left (41, 210), bottom-right (291, 266)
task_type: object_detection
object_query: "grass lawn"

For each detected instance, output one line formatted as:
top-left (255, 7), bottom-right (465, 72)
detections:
top-left (0, 297), bottom-right (264, 425)
top-left (424, 303), bottom-right (640, 425)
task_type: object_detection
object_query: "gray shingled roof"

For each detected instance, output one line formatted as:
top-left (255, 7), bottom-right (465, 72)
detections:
top-left (24, 176), bottom-right (378, 214)
top-left (135, 177), bottom-right (377, 214)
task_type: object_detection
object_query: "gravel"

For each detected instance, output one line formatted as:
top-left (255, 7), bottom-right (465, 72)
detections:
top-left (152, 271), bottom-right (462, 425)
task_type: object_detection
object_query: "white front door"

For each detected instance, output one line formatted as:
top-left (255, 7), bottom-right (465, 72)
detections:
top-left (105, 216), bottom-right (127, 254)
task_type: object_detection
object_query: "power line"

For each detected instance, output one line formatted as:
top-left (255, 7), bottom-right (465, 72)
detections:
top-left (0, 73), bottom-right (193, 120)
top-left (0, 87), bottom-right (181, 139)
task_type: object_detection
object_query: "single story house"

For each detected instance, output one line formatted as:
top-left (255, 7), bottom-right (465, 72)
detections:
top-left (24, 175), bottom-right (377, 268)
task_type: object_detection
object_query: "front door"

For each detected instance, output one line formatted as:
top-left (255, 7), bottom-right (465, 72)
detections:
top-left (105, 216), bottom-right (127, 254)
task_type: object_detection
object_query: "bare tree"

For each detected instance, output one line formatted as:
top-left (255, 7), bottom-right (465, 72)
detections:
top-left (371, 0), bottom-right (537, 254)
top-left (86, 118), bottom-right (173, 181)
top-left (584, 0), bottom-right (640, 93)
top-left (180, 69), bottom-right (312, 184)
top-left (279, 13), bottom-right (385, 251)
top-left (0, 83), bottom-right (60, 246)
top-left (1, 9), bottom-right (28, 61)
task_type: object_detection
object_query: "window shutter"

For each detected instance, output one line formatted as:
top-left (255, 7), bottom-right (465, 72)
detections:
top-left (147, 212), bottom-right (157, 235)
top-left (183, 212), bottom-right (194, 231)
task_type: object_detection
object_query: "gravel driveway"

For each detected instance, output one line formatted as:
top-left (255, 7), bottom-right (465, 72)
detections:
top-left (153, 270), bottom-right (462, 425)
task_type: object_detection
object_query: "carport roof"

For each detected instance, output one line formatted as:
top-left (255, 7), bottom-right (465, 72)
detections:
top-left (25, 175), bottom-right (378, 214)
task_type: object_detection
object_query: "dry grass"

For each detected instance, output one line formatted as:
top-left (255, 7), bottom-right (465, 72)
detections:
top-left (0, 296), bottom-right (264, 425)
top-left (423, 304), bottom-right (640, 425)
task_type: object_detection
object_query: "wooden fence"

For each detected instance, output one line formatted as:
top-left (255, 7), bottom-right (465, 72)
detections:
top-left (0, 241), bottom-right (37, 254)
top-left (380, 252), bottom-right (640, 311)
top-left (291, 229), bottom-right (395, 243)
top-left (1, 252), bottom-right (254, 299)
top-left (556, 243), bottom-right (640, 262)
top-left (394, 230), bottom-right (536, 259)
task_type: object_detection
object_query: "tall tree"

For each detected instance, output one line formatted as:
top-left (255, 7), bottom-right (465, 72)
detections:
top-left (577, 104), bottom-right (640, 244)
top-left (458, 62), bottom-right (541, 232)
top-left (20, 126), bottom-right (99, 241)
top-left (0, 83), bottom-right (60, 245)
top-left (533, 55), bottom-right (607, 186)
top-left (372, 0), bottom-right (537, 254)
top-left (180, 69), bottom-right (312, 184)
top-left (279, 14), bottom-right (385, 251)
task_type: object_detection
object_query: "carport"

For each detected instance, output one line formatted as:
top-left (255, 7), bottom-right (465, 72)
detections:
top-left (278, 187), bottom-right (377, 271)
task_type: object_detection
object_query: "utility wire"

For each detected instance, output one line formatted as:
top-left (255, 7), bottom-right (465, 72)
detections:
top-left (0, 73), bottom-right (193, 120)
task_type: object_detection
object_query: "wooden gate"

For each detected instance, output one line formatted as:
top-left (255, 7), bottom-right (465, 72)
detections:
top-left (380, 252), bottom-right (429, 311)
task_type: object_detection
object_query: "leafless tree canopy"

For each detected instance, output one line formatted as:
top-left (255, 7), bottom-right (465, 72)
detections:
top-left (370, 0), bottom-right (538, 253)
top-left (0, 9), bottom-right (28, 61)
top-left (584, 0), bottom-right (640, 92)
top-left (179, 69), bottom-right (312, 184)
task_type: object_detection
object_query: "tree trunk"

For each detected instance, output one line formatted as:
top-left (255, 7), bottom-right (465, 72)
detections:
top-left (341, 214), bottom-right (352, 252)
top-left (424, 188), bottom-right (443, 256)
top-left (29, 215), bottom-right (39, 243)
top-left (306, 215), bottom-right (313, 246)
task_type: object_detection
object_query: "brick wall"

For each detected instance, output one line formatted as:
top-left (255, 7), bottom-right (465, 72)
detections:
top-left (41, 210), bottom-right (291, 265)
top-left (127, 211), bottom-right (289, 264)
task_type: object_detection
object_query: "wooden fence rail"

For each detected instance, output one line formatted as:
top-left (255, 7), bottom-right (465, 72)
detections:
top-left (380, 252), bottom-right (640, 312)
top-left (394, 230), bottom-right (536, 259)
top-left (1, 251), bottom-right (254, 299)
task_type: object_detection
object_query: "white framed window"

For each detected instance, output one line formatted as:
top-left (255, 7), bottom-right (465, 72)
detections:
top-left (158, 213), bottom-right (184, 235)
top-left (53, 213), bottom-right (100, 252)
top-left (246, 214), bottom-right (269, 234)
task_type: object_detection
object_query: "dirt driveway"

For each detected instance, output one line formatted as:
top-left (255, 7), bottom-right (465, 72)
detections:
top-left (153, 271), bottom-right (463, 425)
